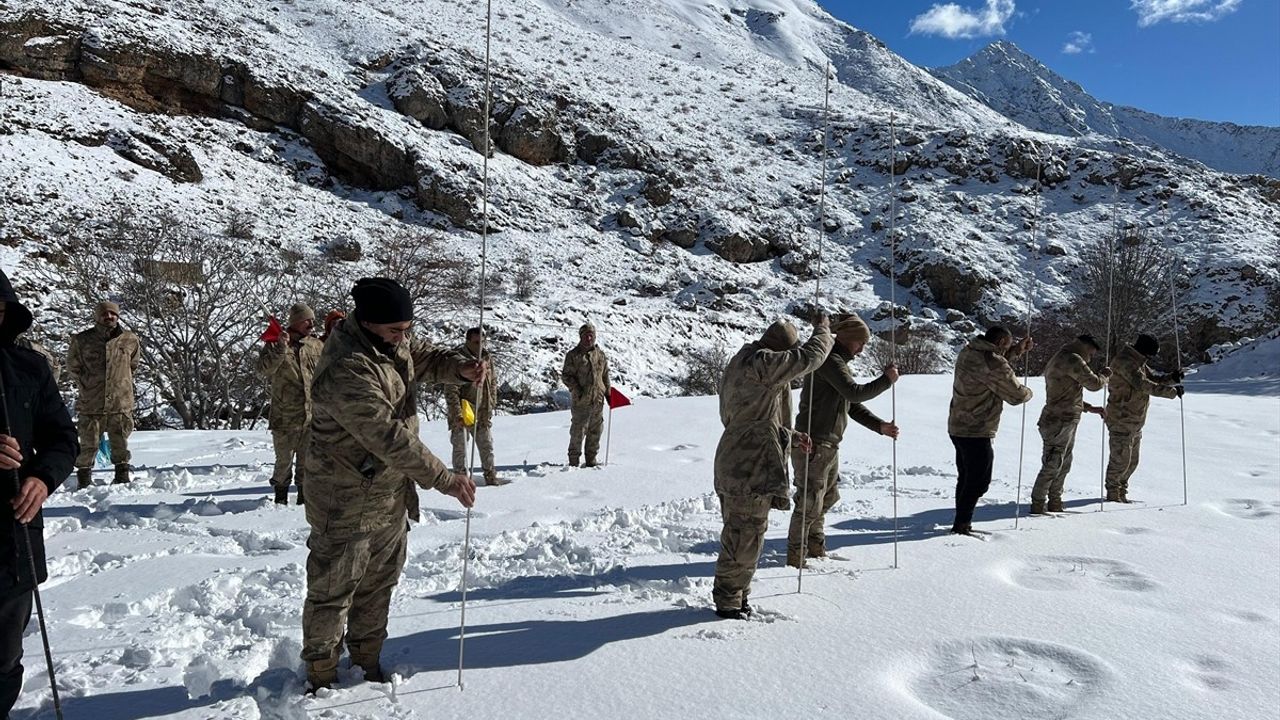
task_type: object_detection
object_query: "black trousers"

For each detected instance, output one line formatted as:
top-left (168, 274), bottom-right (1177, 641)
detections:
top-left (951, 435), bottom-right (994, 528)
top-left (0, 583), bottom-right (33, 717)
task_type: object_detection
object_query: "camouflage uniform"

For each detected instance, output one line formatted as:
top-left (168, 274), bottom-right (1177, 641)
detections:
top-left (256, 334), bottom-right (324, 491)
top-left (1104, 345), bottom-right (1179, 499)
top-left (947, 336), bottom-right (1032, 529)
top-left (712, 323), bottom-right (832, 613)
top-left (446, 344), bottom-right (497, 481)
top-left (301, 317), bottom-right (469, 684)
top-left (67, 320), bottom-right (140, 473)
top-left (561, 343), bottom-right (609, 465)
top-left (790, 345), bottom-right (891, 559)
top-left (1032, 340), bottom-right (1106, 507)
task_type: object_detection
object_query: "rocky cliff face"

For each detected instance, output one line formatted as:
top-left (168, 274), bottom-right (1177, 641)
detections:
top-left (1, 0), bottom-right (1276, 397)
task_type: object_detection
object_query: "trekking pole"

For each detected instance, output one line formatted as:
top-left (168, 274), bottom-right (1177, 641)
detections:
top-left (0, 373), bottom-right (64, 720)
top-left (458, 0), bottom-right (494, 691)
top-left (887, 112), bottom-right (900, 568)
top-left (1163, 207), bottom-right (1188, 505)
top-left (1013, 157), bottom-right (1044, 529)
top-left (1099, 182), bottom-right (1120, 512)
top-left (797, 63), bottom-right (832, 593)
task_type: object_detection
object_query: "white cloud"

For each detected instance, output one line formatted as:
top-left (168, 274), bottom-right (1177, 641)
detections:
top-left (1130, 0), bottom-right (1242, 27)
top-left (908, 0), bottom-right (1016, 39)
top-left (1062, 31), bottom-right (1094, 54)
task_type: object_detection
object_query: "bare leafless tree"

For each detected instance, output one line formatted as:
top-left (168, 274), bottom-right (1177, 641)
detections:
top-left (373, 228), bottom-right (474, 326)
top-left (677, 343), bottom-right (730, 396)
top-left (46, 209), bottom-right (290, 429)
top-left (1076, 227), bottom-right (1178, 359)
top-left (862, 325), bottom-right (948, 374)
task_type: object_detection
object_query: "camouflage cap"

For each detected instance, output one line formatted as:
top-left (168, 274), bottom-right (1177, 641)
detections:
top-left (579, 323), bottom-right (596, 335)
top-left (289, 302), bottom-right (316, 325)
top-left (831, 314), bottom-right (870, 342)
top-left (95, 300), bottom-right (121, 317)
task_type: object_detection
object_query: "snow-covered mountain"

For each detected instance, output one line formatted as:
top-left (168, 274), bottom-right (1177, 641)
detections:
top-left (932, 40), bottom-right (1280, 178)
top-left (1, 0), bottom-right (1277, 405)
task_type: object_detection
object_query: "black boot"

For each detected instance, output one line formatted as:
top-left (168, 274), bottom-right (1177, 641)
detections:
top-left (112, 464), bottom-right (131, 484)
top-left (76, 468), bottom-right (92, 490)
top-left (1029, 500), bottom-right (1048, 515)
top-left (273, 485), bottom-right (288, 505)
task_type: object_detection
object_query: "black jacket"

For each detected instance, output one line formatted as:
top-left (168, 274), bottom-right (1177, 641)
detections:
top-left (0, 268), bottom-right (78, 591)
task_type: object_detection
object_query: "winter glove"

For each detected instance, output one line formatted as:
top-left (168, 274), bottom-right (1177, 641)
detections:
top-left (1168, 369), bottom-right (1185, 383)
top-left (770, 494), bottom-right (791, 511)
top-left (1174, 384), bottom-right (1185, 398)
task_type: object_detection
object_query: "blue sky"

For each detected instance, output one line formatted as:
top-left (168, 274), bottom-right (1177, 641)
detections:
top-left (818, 0), bottom-right (1280, 126)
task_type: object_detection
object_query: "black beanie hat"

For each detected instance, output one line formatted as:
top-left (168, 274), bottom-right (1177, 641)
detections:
top-left (351, 277), bottom-right (413, 324)
top-left (1134, 333), bottom-right (1159, 357)
top-left (1077, 334), bottom-right (1101, 351)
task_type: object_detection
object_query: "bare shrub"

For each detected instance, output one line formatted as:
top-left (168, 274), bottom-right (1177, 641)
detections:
top-left (677, 343), bottom-right (730, 396)
top-left (1076, 227), bottom-right (1178, 359)
top-left (512, 256), bottom-right (540, 301)
top-left (862, 324), bottom-right (948, 374)
top-left (373, 228), bottom-right (473, 324)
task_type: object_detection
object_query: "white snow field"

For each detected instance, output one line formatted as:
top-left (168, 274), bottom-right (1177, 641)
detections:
top-left (13, 374), bottom-right (1280, 719)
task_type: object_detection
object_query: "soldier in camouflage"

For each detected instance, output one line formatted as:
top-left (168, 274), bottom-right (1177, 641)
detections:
top-left (300, 278), bottom-right (482, 691)
top-left (561, 323), bottom-right (609, 467)
top-left (712, 314), bottom-right (831, 620)
top-left (67, 301), bottom-right (140, 488)
top-left (446, 327), bottom-right (499, 484)
top-left (946, 326), bottom-right (1033, 535)
top-left (789, 314), bottom-right (898, 567)
top-left (256, 302), bottom-right (324, 505)
top-left (1030, 335), bottom-right (1109, 514)
top-left (1104, 333), bottom-right (1182, 503)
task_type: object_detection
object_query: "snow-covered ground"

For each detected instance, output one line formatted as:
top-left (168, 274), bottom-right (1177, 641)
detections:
top-left (14, 374), bottom-right (1279, 719)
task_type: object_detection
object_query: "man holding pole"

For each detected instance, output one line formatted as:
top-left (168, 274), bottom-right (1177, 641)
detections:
top-left (789, 314), bottom-right (898, 567)
top-left (1104, 333), bottom-right (1182, 503)
top-left (561, 323), bottom-right (609, 468)
top-left (0, 268), bottom-right (78, 716)
top-left (446, 327), bottom-right (499, 485)
top-left (1030, 334), bottom-right (1110, 514)
top-left (300, 278), bottom-right (482, 691)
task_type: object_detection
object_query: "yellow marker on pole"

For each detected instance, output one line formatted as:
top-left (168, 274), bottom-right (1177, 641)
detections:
top-left (460, 399), bottom-right (476, 428)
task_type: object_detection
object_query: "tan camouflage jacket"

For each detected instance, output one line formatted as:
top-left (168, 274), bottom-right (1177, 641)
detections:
top-left (947, 337), bottom-right (1032, 438)
top-left (305, 318), bottom-right (469, 537)
top-left (1039, 340), bottom-right (1107, 423)
top-left (794, 345), bottom-right (892, 449)
top-left (67, 323), bottom-right (140, 415)
top-left (561, 345), bottom-right (609, 407)
top-left (255, 334), bottom-right (324, 430)
top-left (1105, 345), bottom-right (1179, 435)
top-left (445, 344), bottom-right (497, 429)
top-left (713, 327), bottom-right (833, 498)
top-left (16, 337), bottom-right (61, 383)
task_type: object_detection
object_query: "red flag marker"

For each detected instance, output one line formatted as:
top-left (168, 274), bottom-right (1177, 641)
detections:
top-left (608, 387), bottom-right (631, 409)
top-left (260, 316), bottom-right (284, 343)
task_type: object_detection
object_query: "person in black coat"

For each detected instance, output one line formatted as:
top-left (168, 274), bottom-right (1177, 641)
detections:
top-left (0, 267), bottom-right (78, 714)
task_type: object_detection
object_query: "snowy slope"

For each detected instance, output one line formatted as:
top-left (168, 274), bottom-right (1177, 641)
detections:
top-left (12, 375), bottom-right (1280, 719)
top-left (1, 0), bottom-right (1277, 404)
top-left (932, 41), bottom-right (1280, 178)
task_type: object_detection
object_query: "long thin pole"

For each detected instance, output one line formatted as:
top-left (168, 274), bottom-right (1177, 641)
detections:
top-left (1100, 182), bottom-right (1119, 512)
top-left (797, 64), bottom-right (832, 594)
top-left (604, 406), bottom-right (613, 466)
top-left (0, 374), bottom-right (64, 720)
top-left (888, 113), bottom-right (899, 568)
top-left (1164, 208), bottom-right (1188, 505)
top-left (458, 0), bottom-right (494, 691)
top-left (1013, 158), bottom-right (1043, 529)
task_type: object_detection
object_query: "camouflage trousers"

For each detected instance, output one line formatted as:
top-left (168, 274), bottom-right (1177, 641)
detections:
top-left (1105, 430), bottom-right (1143, 493)
top-left (450, 417), bottom-right (495, 478)
top-left (74, 413), bottom-right (132, 469)
top-left (712, 494), bottom-right (772, 612)
top-left (301, 521), bottom-right (408, 671)
top-left (270, 426), bottom-right (309, 489)
top-left (788, 444), bottom-right (840, 555)
top-left (1031, 417), bottom-right (1079, 504)
top-left (567, 401), bottom-right (604, 464)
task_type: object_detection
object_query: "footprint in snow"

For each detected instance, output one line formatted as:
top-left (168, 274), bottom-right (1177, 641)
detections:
top-left (1207, 499), bottom-right (1280, 520)
top-left (899, 636), bottom-right (1115, 720)
top-left (1185, 655), bottom-right (1233, 691)
top-left (997, 555), bottom-right (1158, 593)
